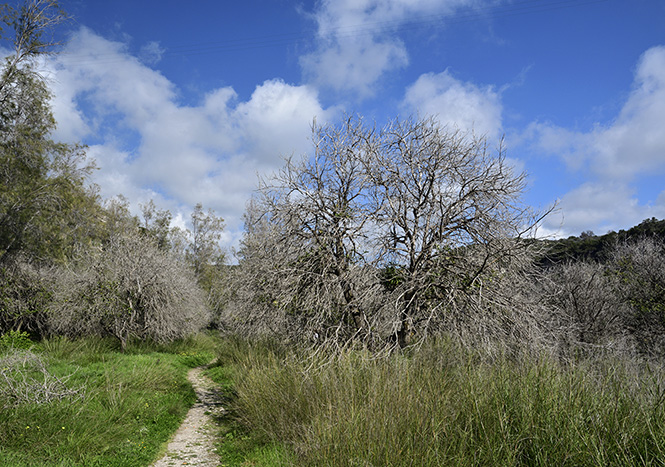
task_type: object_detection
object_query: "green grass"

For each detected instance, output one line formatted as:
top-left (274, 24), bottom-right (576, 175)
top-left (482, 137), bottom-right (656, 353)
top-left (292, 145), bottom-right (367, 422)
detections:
top-left (0, 332), bottom-right (220, 467)
top-left (204, 352), bottom-right (295, 467)
top-left (214, 337), bottom-right (665, 466)
top-left (13, 331), bottom-right (663, 466)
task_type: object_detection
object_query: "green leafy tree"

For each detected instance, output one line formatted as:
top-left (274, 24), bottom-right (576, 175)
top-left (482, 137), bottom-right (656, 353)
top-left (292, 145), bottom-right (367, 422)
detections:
top-left (187, 203), bottom-right (225, 276)
top-left (139, 199), bottom-right (173, 251)
top-left (0, 0), bottom-right (96, 264)
top-left (185, 204), bottom-right (226, 316)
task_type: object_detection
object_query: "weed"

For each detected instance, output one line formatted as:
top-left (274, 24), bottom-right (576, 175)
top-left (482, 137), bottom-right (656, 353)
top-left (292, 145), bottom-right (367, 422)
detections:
top-left (217, 337), bottom-right (665, 466)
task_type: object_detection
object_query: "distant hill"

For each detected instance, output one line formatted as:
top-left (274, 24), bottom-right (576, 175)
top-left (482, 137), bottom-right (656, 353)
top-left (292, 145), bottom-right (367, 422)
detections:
top-left (536, 218), bottom-right (665, 267)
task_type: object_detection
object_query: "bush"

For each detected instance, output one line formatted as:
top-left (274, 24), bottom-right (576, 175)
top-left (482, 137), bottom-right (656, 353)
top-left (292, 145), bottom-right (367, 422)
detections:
top-left (0, 349), bottom-right (84, 408)
top-left (0, 260), bottom-right (53, 337)
top-left (0, 330), bottom-right (33, 351)
top-left (49, 232), bottom-right (210, 351)
top-left (611, 237), bottom-right (665, 358)
top-left (542, 261), bottom-right (629, 359)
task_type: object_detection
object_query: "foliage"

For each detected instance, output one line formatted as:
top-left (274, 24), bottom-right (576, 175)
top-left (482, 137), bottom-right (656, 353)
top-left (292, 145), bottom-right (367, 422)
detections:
top-left (538, 217), bottom-right (665, 266)
top-left (0, 0), bottom-right (98, 265)
top-left (139, 199), bottom-right (173, 251)
top-left (187, 202), bottom-right (225, 275)
top-left (48, 231), bottom-right (210, 351)
top-left (186, 203), bottom-right (227, 317)
top-left (0, 329), bottom-right (33, 350)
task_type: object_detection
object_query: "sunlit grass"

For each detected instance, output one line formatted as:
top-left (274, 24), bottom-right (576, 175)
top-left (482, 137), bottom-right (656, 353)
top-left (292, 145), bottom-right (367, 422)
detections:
top-left (0, 332), bottom-right (219, 467)
top-left (215, 337), bottom-right (665, 466)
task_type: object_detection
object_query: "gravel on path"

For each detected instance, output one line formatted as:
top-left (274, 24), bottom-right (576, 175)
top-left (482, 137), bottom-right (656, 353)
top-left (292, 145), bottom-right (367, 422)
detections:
top-left (151, 365), bottom-right (224, 467)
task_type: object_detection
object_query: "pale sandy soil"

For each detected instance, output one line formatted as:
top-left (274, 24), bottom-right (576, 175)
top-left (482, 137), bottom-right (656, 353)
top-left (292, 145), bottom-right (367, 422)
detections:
top-left (151, 365), bottom-right (224, 467)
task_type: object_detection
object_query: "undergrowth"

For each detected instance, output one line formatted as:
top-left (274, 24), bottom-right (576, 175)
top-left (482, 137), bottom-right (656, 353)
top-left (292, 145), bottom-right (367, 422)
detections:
top-left (215, 336), bottom-right (665, 466)
top-left (205, 353), bottom-right (295, 466)
top-left (0, 332), bottom-right (219, 467)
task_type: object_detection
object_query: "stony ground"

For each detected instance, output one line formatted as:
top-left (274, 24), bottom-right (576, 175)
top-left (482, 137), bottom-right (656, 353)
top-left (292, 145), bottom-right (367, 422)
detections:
top-left (151, 365), bottom-right (224, 467)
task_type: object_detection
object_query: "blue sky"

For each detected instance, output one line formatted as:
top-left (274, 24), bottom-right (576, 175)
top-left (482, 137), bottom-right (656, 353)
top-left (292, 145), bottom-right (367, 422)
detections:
top-left (30, 0), bottom-right (665, 249)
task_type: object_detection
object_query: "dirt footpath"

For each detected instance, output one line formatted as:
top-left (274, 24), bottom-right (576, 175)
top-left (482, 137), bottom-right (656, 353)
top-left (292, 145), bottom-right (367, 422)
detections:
top-left (151, 365), bottom-right (224, 467)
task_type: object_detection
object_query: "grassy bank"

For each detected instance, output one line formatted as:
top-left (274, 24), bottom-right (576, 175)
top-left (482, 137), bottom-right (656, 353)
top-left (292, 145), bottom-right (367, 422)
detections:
top-left (214, 338), bottom-right (665, 466)
top-left (0, 333), bottom-right (218, 467)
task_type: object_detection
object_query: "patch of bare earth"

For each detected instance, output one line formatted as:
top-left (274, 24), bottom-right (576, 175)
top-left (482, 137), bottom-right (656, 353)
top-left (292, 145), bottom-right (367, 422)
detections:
top-left (151, 365), bottom-right (224, 467)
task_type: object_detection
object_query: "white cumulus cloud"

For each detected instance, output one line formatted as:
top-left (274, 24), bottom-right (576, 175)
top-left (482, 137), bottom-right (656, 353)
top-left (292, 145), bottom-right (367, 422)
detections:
top-left (532, 45), bottom-right (665, 180)
top-left (529, 45), bottom-right (665, 236)
top-left (46, 28), bottom-right (333, 250)
top-left (300, 0), bottom-right (486, 97)
top-left (402, 69), bottom-right (503, 140)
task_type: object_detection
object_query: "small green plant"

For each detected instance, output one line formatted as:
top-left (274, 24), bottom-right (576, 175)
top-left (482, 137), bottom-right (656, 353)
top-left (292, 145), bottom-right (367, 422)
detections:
top-left (0, 330), bottom-right (33, 351)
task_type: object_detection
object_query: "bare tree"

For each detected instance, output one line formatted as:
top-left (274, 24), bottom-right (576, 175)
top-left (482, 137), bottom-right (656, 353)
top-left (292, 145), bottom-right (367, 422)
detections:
top-left (365, 117), bottom-right (544, 347)
top-left (227, 117), bottom-right (384, 345)
top-left (225, 116), bottom-right (548, 351)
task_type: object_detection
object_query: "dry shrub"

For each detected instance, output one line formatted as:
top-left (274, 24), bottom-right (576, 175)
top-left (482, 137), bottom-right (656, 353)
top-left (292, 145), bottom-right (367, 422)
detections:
top-left (0, 259), bottom-right (53, 337)
top-left (49, 231), bottom-right (210, 351)
top-left (611, 237), bottom-right (665, 358)
top-left (0, 349), bottom-right (84, 408)
top-left (536, 237), bottom-right (665, 361)
top-left (541, 260), bottom-right (630, 359)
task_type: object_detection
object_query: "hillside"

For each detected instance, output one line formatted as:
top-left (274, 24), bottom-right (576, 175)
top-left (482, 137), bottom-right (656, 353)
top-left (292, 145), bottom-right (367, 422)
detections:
top-left (537, 217), bottom-right (665, 266)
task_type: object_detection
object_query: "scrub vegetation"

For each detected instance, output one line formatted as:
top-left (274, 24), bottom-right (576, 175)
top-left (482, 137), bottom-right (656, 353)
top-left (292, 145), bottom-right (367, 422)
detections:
top-left (210, 337), bottom-right (665, 467)
top-left (3, 1), bottom-right (665, 466)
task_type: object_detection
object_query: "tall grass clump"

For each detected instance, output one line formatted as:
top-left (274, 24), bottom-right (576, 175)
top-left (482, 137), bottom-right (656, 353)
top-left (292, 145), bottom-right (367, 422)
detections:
top-left (220, 338), bottom-right (665, 466)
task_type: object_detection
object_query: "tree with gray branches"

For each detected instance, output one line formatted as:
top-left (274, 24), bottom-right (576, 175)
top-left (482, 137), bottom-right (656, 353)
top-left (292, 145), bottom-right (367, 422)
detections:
top-left (224, 115), bottom-right (549, 350)
top-left (366, 117), bottom-right (545, 347)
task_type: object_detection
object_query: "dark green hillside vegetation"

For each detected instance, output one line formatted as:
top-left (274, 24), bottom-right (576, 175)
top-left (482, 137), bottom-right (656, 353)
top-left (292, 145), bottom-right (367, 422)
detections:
top-left (537, 217), bottom-right (665, 266)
